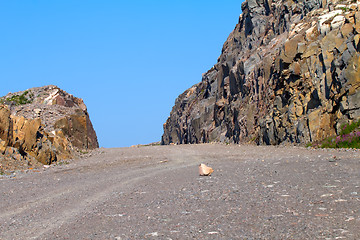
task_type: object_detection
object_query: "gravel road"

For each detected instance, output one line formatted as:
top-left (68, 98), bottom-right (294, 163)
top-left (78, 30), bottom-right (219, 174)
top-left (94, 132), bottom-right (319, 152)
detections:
top-left (0, 144), bottom-right (359, 239)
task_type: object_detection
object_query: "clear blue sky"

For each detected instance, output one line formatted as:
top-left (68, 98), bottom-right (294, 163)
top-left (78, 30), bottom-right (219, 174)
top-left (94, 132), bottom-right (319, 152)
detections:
top-left (0, 0), bottom-right (243, 148)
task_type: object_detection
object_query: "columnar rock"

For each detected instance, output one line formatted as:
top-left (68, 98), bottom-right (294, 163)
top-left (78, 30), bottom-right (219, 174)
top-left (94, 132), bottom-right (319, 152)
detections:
top-left (0, 85), bottom-right (98, 170)
top-left (162, 0), bottom-right (360, 145)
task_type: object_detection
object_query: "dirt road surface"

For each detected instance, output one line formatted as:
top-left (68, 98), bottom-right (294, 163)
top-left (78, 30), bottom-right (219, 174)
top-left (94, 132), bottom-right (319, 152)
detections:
top-left (0, 144), bottom-right (359, 239)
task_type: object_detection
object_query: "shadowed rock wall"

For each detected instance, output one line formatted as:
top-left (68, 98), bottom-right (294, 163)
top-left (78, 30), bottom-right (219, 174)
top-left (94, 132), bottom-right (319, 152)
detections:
top-left (162, 0), bottom-right (360, 145)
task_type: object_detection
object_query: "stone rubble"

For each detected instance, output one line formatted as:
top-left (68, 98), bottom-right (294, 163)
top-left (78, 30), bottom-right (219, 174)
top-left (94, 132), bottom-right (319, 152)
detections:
top-left (198, 163), bottom-right (214, 176)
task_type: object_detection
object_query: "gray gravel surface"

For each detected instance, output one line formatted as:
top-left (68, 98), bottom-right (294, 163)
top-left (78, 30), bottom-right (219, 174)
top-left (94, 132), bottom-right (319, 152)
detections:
top-left (0, 144), bottom-right (359, 239)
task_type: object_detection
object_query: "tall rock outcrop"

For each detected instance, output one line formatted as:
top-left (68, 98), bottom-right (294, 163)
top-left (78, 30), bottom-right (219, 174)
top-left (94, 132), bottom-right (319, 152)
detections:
top-left (0, 85), bottom-right (98, 171)
top-left (162, 0), bottom-right (360, 145)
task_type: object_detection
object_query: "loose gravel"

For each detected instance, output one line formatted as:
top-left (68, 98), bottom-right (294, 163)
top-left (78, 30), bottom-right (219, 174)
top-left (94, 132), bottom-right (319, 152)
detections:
top-left (0, 144), bottom-right (359, 239)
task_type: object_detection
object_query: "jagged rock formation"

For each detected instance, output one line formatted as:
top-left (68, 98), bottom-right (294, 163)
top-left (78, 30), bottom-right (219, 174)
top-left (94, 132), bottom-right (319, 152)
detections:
top-left (0, 85), bottom-right (98, 171)
top-left (162, 0), bottom-right (360, 145)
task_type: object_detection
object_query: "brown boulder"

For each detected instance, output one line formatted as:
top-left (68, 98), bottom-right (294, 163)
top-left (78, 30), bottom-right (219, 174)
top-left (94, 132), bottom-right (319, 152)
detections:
top-left (10, 115), bottom-right (57, 165)
top-left (199, 164), bottom-right (214, 176)
top-left (308, 110), bottom-right (335, 142)
top-left (284, 34), bottom-right (304, 60)
top-left (54, 110), bottom-right (98, 150)
top-left (0, 105), bottom-right (11, 145)
top-left (344, 54), bottom-right (360, 95)
top-left (21, 117), bottom-right (41, 152)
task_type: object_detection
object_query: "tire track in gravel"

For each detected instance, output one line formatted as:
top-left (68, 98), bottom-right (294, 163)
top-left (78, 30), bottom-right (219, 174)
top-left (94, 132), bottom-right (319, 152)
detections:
top-left (0, 147), bottom-right (193, 218)
top-left (0, 148), bottom-right (205, 239)
top-left (2, 144), bottom-right (358, 239)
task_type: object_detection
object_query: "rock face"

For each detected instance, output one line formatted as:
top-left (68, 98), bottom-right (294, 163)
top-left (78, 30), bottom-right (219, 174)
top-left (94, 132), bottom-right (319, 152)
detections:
top-left (162, 0), bottom-right (360, 145)
top-left (0, 85), bottom-right (98, 170)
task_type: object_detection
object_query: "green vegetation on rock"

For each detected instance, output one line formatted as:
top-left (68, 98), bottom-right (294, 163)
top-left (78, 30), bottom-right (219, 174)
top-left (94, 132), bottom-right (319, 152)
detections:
top-left (4, 91), bottom-right (33, 105)
top-left (317, 120), bottom-right (360, 149)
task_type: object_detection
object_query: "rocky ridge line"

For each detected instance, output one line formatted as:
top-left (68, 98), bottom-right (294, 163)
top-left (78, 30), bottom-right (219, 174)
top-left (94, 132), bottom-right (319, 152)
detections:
top-left (0, 85), bottom-right (98, 171)
top-left (162, 0), bottom-right (360, 145)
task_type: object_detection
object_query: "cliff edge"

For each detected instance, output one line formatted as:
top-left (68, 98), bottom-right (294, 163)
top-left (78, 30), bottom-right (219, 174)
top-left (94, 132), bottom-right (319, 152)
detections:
top-left (162, 0), bottom-right (360, 145)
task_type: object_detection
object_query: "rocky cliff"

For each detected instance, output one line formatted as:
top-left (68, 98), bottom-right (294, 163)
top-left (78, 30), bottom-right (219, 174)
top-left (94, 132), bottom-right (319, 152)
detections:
top-left (0, 85), bottom-right (98, 171)
top-left (162, 0), bottom-right (360, 146)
